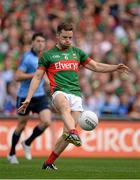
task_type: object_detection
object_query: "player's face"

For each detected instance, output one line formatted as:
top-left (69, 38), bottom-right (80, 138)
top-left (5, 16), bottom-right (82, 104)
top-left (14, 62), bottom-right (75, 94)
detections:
top-left (32, 36), bottom-right (46, 53)
top-left (57, 30), bottom-right (73, 49)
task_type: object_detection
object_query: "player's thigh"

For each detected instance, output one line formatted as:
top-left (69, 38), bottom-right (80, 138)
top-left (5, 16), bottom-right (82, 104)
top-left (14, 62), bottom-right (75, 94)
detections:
top-left (53, 93), bottom-right (70, 112)
top-left (39, 109), bottom-right (52, 124)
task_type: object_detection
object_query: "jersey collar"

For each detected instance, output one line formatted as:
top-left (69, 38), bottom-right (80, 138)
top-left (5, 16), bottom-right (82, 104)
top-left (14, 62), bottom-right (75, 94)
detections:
top-left (31, 48), bottom-right (38, 56)
top-left (55, 44), bottom-right (71, 51)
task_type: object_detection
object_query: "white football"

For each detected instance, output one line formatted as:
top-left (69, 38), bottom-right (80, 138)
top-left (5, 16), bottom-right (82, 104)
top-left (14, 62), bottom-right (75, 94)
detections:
top-left (78, 111), bottom-right (98, 131)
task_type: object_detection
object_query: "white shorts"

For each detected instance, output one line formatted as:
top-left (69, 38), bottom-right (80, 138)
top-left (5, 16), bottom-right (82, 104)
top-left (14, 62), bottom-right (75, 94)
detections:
top-left (52, 91), bottom-right (83, 112)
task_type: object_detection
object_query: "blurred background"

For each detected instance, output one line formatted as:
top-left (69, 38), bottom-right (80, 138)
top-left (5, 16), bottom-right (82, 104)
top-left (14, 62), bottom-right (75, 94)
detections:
top-left (0, 0), bottom-right (140, 119)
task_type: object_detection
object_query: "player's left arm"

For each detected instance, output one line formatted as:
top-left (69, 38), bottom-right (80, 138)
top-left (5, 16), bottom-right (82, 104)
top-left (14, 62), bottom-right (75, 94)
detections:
top-left (84, 59), bottom-right (130, 73)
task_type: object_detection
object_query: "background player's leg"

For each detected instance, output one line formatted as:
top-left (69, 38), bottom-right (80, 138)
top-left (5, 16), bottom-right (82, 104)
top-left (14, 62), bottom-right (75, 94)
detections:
top-left (24, 109), bottom-right (51, 146)
top-left (7, 115), bottom-right (28, 164)
top-left (22, 109), bottom-right (51, 160)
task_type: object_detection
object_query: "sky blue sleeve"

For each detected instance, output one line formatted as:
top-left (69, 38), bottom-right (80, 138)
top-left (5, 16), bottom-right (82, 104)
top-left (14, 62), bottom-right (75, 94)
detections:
top-left (18, 54), bottom-right (29, 72)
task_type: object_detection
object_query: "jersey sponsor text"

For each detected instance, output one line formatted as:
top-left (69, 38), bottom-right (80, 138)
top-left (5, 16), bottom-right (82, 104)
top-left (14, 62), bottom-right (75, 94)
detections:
top-left (55, 61), bottom-right (79, 71)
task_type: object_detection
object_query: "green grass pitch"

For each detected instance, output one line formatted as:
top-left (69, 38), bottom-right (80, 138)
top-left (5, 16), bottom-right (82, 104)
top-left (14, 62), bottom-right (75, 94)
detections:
top-left (0, 157), bottom-right (140, 179)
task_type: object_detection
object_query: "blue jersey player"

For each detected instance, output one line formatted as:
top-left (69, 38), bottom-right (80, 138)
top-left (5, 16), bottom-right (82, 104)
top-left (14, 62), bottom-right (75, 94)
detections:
top-left (7, 32), bottom-right (51, 164)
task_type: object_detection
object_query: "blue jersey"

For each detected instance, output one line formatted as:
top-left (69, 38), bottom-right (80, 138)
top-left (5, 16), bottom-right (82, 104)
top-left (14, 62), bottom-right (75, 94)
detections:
top-left (17, 50), bottom-right (45, 98)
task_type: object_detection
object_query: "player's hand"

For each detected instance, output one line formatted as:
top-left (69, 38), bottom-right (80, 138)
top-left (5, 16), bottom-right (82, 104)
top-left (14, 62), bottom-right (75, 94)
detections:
top-left (117, 64), bottom-right (130, 74)
top-left (17, 99), bottom-right (30, 113)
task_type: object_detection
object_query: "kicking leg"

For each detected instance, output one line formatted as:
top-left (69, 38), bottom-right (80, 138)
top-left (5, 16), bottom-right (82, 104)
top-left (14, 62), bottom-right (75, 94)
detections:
top-left (42, 111), bottom-right (81, 170)
top-left (53, 93), bottom-right (81, 146)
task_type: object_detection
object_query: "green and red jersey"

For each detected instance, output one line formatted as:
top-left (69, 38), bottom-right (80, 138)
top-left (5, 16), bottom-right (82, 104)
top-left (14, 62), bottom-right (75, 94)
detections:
top-left (38, 45), bottom-right (91, 97)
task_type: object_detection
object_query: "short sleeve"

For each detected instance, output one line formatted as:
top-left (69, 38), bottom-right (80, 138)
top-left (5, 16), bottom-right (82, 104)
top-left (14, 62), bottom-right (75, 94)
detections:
top-left (18, 54), bottom-right (28, 72)
top-left (38, 51), bottom-right (50, 70)
top-left (78, 49), bottom-right (90, 65)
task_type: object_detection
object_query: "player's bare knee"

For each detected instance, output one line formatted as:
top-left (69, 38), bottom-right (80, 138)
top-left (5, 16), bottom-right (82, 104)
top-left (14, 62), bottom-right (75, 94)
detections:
top-left (61, 105), bottom-right (71, 114)
top-left (47, 119), bottom-right (52, 126)
top-left (17, 120), bottom-right (27, 132)
top-left (15, 124), bottom-right (25, 133)
top-left (58, 101), bottom-right (69, 110)
top-left (39, 118), bottom-right (51, 129)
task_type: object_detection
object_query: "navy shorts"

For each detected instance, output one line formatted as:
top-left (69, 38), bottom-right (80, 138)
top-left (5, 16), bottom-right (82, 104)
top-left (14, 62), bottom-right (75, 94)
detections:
top-left (16, 95), bottom-right (49, 116)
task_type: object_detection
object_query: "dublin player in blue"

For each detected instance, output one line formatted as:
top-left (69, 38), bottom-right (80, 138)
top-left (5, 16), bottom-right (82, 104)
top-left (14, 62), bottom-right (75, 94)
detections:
top-left (7, 32), bottom-right (52, 164)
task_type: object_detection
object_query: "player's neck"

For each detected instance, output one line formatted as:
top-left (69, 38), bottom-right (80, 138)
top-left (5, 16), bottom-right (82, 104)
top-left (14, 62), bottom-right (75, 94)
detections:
top-left (31, 48), bottom-right (38, 56)
top-left (56, 43), bottom-right (69, 51)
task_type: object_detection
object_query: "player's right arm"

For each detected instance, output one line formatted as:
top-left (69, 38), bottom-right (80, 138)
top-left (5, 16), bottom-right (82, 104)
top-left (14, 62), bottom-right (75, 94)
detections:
top-left (15, 53), bottom-right (34, 81)
top-left (15, 70), bottom-right (34, 81)
top-left (17, 69), bottom-right (45, 113)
